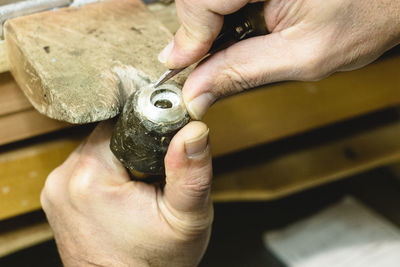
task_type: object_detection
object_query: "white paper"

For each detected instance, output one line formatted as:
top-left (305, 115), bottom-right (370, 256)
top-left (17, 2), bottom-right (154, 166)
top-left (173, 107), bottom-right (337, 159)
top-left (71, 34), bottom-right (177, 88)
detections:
top-left (263, 197), bottom-right (400, 267)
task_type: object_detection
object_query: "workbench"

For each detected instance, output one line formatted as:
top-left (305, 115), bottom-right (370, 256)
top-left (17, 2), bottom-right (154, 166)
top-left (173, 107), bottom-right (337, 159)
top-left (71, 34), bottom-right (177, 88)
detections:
top-left (1, 1), bottom-right (400, 258)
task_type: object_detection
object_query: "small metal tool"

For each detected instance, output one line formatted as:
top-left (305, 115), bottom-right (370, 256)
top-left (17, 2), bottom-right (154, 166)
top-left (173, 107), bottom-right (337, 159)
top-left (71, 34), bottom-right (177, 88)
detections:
top-left (154, 2), bottom-right (268, 87)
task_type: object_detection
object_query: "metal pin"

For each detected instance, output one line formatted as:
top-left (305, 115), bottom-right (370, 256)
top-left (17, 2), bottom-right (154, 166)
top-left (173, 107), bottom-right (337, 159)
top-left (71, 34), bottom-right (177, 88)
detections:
top-left (153, 68), bottom-right (185, 88)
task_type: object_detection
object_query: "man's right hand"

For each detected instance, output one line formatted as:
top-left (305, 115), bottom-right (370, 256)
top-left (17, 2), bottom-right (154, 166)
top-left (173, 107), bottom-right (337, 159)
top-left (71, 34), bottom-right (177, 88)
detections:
top-left (159, 0), bottom-right (400, 120)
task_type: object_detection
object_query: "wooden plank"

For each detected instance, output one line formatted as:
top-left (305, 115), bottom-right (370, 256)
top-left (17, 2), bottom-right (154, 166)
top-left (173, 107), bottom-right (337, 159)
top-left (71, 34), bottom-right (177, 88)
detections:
top-left (205, 52), bottom-right (400, 157)
top-left (4, 0), bottom-right (174, 123)
top-left (0, 221), bottom-right (52, 258)
top-left (0, 72), bottom-right (31, 116)
top-left (0, 137), bottom-right (82, 220)
top-left (211, 119), bottom-right (400, 202)
top-left (0, 109), bottom-right (72, 146)
top-left (148, 2), bottom-right (179, 34)
top-left (0, 41), bottom-right (9, 74)
top-left (3, 114), bottom-right (400, 220)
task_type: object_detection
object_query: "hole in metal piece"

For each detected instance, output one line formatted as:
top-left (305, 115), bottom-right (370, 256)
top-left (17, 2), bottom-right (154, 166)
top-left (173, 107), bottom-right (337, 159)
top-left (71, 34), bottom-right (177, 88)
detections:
top-left (151, 89), bottom-right (180, 109)
top-left (154, 99), bottom-right (172, 109)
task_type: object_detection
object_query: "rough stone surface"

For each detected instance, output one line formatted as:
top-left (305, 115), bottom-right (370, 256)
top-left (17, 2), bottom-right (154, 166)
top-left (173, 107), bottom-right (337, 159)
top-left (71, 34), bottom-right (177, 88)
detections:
top-left (5, 0), bottom-right (176, 124)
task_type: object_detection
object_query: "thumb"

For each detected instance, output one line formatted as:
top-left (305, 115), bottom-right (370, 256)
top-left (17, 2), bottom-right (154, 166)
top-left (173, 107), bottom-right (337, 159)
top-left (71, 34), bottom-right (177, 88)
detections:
top-left (183, 31), bottom-right (323, 119)
top-left (163, 121), bottom-right (212, 213)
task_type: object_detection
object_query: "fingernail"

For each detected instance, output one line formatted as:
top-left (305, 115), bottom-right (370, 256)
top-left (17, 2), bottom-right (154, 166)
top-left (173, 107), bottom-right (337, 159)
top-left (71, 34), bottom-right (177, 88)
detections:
top-left (158, 40), bottom-right (174, 64)
top-left (186, 93), bottom-right (215, 120)
top-left (185, 128), bottom-right (209, 158)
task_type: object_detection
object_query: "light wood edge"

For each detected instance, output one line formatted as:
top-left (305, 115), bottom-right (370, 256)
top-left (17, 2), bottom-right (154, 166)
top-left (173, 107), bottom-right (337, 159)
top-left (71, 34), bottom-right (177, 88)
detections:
top-left (0, 40), bottom-right (9, 73)
top-left (0, 221), bottom-right (53, 258)
top-left (212, 153), bottom-right (400, 202)
top-left (0, 109), bottom-right (72, 146)
top-left (211, 120), bottom-right (400, 202)
top-left (0, 137), bottom-right (81, 220)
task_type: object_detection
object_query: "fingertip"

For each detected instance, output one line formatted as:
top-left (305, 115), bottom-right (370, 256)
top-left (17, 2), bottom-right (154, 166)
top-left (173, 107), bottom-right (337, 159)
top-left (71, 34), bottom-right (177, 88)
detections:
top-left (158, 40), bottom-right (174, 64)
top-left (162, 26), bottom-right (215, 69)
top-left (185, 93), bottom-right (215, 120)
top-left (166, 121), bottom-right (210, 165)
top-left (165, 121), bottom-right (211, 180)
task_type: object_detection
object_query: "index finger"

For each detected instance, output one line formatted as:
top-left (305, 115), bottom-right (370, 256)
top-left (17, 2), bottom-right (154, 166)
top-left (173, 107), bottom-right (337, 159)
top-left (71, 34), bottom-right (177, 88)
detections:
top-left (162, 0), bottom-right (259, 68)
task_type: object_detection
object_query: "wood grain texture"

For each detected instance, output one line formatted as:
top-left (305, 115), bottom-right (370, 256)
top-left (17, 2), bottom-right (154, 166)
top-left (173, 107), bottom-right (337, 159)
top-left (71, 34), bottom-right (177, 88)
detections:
top-left (0, 137), bottom-right (82, 220)
top-left (0, 109), bottom-right (72, 146)
top-left (0, 72), bottom-right (30, 116)
top-left (0, 41), bottom-right (9, 73)
top-left (4, 0), bottom-right (172, 123)
top-left (211, 119), bottom-right (400, 201)
top-left (205, 53), bottom-right (400, 157)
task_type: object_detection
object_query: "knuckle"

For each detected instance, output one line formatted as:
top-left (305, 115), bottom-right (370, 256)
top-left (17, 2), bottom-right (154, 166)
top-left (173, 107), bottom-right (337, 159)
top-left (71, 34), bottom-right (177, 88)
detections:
top-left (181, 167), bottom-right (212, 198)
top-left (40, 190), bottom-right (49, 212)
top-left (68, 156), bottom-right (99, 200)
top-left (218, 65), bottom-right (253, 96)
top-left (179, 20), bottom-right (215, 49)
top-left (41, 166), bottom-right (63, 208)
top-left (176, 0), bottom-right (219, 43)
top-left (297, 40), bottom-right (334, 81)
top-left (300, 53), bottom-right (327, 81)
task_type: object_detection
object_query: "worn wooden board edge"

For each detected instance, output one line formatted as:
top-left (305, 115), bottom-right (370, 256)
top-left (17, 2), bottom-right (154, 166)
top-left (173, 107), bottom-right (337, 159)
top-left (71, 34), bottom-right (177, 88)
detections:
top-left (0, 1), bottom-right (171, 74)
top-left (4, 0), bottom-right (174, 124)
top-left (0, 72), bottom-right (31, 117)
top-left (0, 41), bottom-right (9, 73)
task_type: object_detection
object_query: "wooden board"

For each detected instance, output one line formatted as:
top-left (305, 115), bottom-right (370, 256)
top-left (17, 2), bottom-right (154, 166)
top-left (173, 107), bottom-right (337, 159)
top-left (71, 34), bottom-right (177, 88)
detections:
top-left (0, 109), bottom-right (72, 145)
top-left (0, 70), bottom-right (71, 147)
top-left (3, 114), bottom-right (400, 220)
top-left (212, 119), bottom-right (400, 201)
top-left (4, 0), bottom-right (173, 123)
top-left (205, 52), bottom-right (400, 157)
top-left (0, 136), bottom-right (83, 220)
top-left (0, 41), bottom-right (9, 74)
top-left (0, 72), bottom-right (30, 116)
top-left (0, 220), bottom-right (52, 258)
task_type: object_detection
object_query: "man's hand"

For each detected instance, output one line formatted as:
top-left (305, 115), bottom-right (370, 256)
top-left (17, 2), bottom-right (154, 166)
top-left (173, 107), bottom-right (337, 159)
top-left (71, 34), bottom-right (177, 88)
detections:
top-left (158, 0), bottom-right (400, 119)
top-left (41, 121), bottom-right (212, 267)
